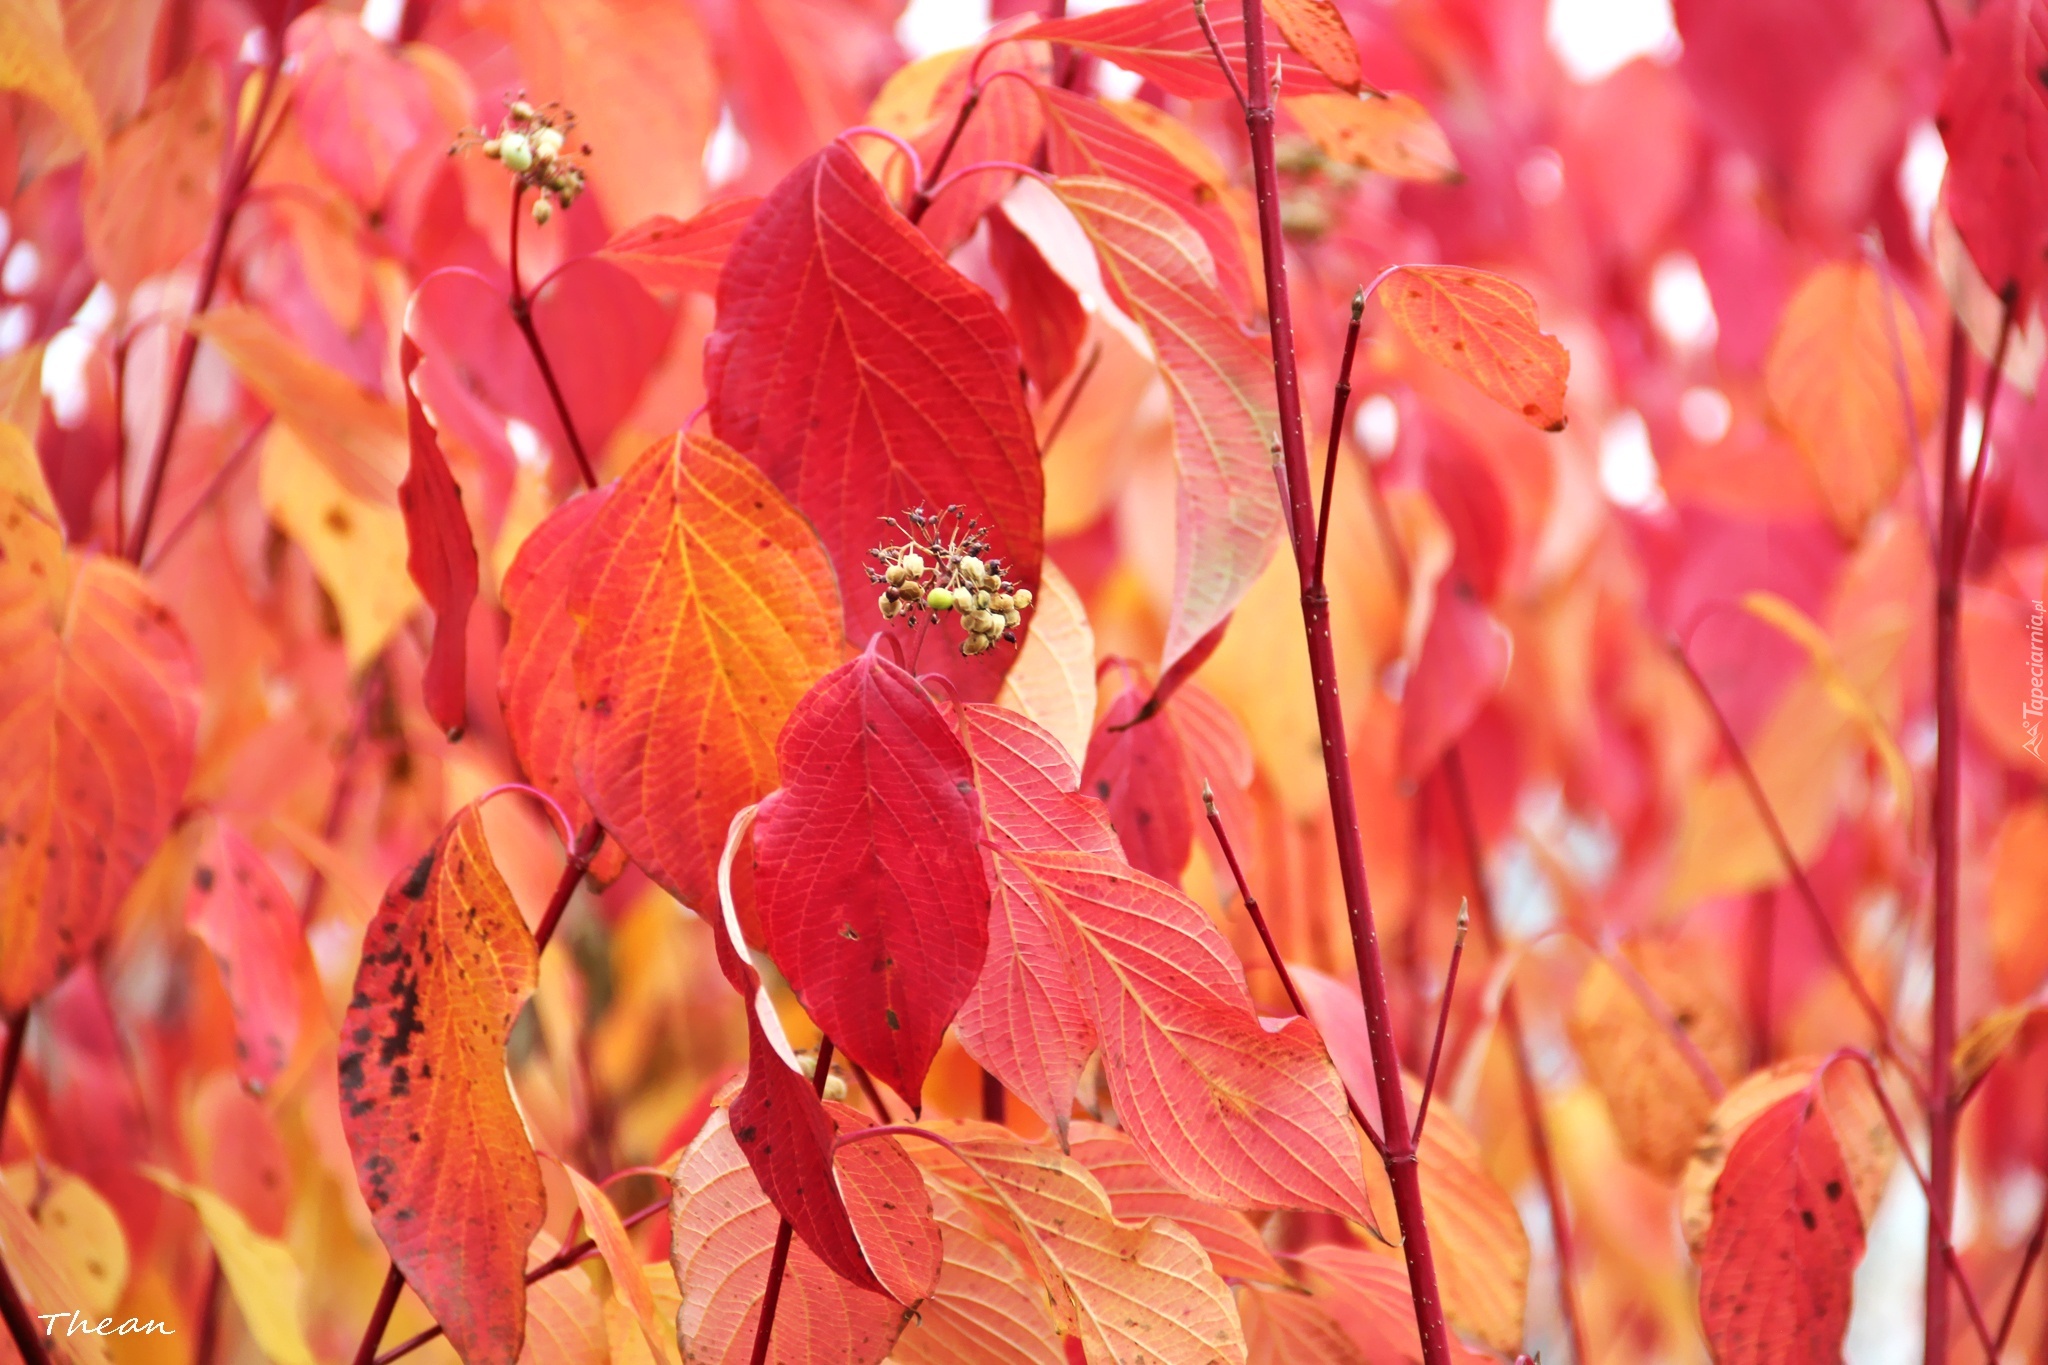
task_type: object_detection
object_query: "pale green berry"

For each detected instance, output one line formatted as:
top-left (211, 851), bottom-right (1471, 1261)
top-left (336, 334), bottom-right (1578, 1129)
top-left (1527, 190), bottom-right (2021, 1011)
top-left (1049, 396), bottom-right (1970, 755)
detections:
top-left (927, 586), bottom-right (955, 611)
top-left (499, 132), bottom-right (534, 171)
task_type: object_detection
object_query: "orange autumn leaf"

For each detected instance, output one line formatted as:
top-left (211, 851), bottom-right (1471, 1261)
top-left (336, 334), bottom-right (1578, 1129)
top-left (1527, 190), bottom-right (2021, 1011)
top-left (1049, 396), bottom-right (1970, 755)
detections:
top-left (1377, 266), bottom-right (1570, 431)
top-left (0, 431), bottom-right (200, 1014)
top-left (1763, 260), bottom-right (1935, 538)
top-left (889, 1176), bottom-right (1064, 1365)
top-left (1268, 0), bottom-right (1366, 93)
top-left (1285, 93), bottom-right (1460, 182)
top-left (1066, 1122), bottom-right (1288, 1284)
top-left (568, 433), bottom-right (842, 911)
top-left (80, 58), bottom-right (221, 294)
top-left (339, 805), bottom-right (546, 1365)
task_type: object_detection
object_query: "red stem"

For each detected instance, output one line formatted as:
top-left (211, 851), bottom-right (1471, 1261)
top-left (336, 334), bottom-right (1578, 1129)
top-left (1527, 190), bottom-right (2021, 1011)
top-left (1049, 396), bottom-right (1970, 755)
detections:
top-left (532, 822), bottom-right (605, 954)
top-left (1228, 6), bottom-right (1452, 1351)
top-left (1311, 290), bottom-right (1365, 590)
top-left (368, 1197), bottom-right (666, 1365)
top-left (1927, 316), bottom-right (1970, 1365)
top-left (1668, 639), bottom-right (1929, 1102)
top-left (1994, 1193), bottom-right (2048, 1358)
top-left (508, 185), bottom-right (600, 491)
top-left (0, 1008), bottom-right (50, 1365)
top-left (1744, 890), bottom-right (1774, 1070)
top-left (1410, 904), bottom-right (1467, 1147)
top-left (1204, 786), bottom-right (1388, 1157)
top-left (348, 1264), bottom-right (406, 1365)
top-left (124, 41), bottom-right (285, 563)
top-left (906, 88), bottom-right (984, 224)
top-left (1193, 0), bottom-right (1249, 110)
top-left (139, 416), bottom-right (271, 572)
top-left (1442, 749), bottom-right (1589, 1365)
top-left (1957, 293), bottom-right (2016, 570)
top-left (749, 1036), bottom-right (835, 1365)
top-left (0, 1009), bottom-right (24, 1131)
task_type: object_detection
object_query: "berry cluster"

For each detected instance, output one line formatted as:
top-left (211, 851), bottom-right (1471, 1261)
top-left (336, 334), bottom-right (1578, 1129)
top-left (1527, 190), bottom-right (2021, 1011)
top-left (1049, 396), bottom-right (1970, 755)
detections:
top-left (868, 507), bottom-right (1033, 658)
top-left (458, 98), bottom-right (588, 225)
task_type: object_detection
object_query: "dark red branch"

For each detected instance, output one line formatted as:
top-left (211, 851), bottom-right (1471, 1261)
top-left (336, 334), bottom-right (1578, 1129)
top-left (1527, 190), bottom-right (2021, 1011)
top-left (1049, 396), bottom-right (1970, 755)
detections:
top-left (1994, 1193), bottom-right (2048, 1358)
top-left (1957, 292), bottom-right (2017, 570)
top-left (1409, 903), bottom-right (1466, 1148)
top-left (1311, 290), bottom-right (1365, 590)
top-left (508, 185), bottom-right (600, 491)
top-left (1204, 785), bottom-right (1387, 1158)
top-left (533, 822), bottom-right (605, 954)
top-left (348, 1264), bottom-right (406, 1365)
top-left (1225, 3), bottom-right (1453, 1355)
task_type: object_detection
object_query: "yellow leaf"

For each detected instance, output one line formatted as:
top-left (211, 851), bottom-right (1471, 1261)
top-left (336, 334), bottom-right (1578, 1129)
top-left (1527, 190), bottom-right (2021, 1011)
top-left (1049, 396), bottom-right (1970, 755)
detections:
top-left (259, 425), bottom-right (418, 669)
top-left (0, 1179), bottom-right (111, 1365)
top-left (1285, 93), bottom-right (1460, 182)
top-left (142, 1170), bottom-right (315, 1365)
top-left (2, 1164), bottom-right (130, 1314)
top-left (1764, 260), bottom-right (1934, 538)
top-left (1952, 1000), bottom-right (2047, 1101)
top-left (0, 0), bottom-right (104, 164)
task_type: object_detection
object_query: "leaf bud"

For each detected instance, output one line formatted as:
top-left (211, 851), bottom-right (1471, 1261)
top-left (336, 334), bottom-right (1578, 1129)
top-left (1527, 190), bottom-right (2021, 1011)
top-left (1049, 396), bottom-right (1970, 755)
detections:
top-left (927, 586), bottom-right (955, 611)
top-left (499, 131), bottom-right (534, 171)
top-left (1012, 587), bottom-right (1033, 609)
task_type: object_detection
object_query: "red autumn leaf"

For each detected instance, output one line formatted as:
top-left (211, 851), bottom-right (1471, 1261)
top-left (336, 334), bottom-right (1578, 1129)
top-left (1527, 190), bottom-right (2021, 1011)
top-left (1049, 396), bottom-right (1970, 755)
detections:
top-left (669, 1109), bottom-right (909, 1365)
top-left (339, 806), bottom-right (546, 1365)
top-left (1081, 675), bottom-right (1195, 884)
top-left (185, 821), bottom-right (325, 1093)
top-left (705, 140), bottom-right (1043, 701)
top-left (1295, 1245), bottom-right (1492, 1364)
top-left (1001, 848), bottom-right (1378, 1225)
top-left (954, 702), bottom-right (1117, 1136)
top-left (1397, 579), bottom-right (1511, 779)
top-left (80, 59), bottom-right (221, 295)
top-left (1377, 266), bottom-right (1571, 431)
top-left (1037, 86), bottom-right (1253, 315)
top-left (569, 433), bottom-right (842, 911)
top-left (498, 483), bottom-right (628, 884)
top-left (596, 196), bottom-right (762, 295)
top-left (988, 207), bottom-right (1089, 397)
top-left (1695, 1089), bottom-right (1867, 1364)
top-left (1025, 0), bottom-right (1337, 102)
top-left (397, 334), bottom-right (479, 742)
top-left (1, 451), bottom-right (200, 1013)
top-left (753, 650), bottom-right (991, 1109)
top-left (1050, 176), bottom-right (1283, 673)
top-left (1936, 0), bottom-right (2048, 309)
top-left (286, 11), bottom-right (437, 211)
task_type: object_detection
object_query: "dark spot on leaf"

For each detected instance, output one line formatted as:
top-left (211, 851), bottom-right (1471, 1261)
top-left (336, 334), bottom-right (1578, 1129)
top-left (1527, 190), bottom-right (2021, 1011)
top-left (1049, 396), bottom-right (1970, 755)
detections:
top-left (194, 865), bottom-right (215, 892)
top-left (401, 850), bottom-right (435, 899)
top-left (1800, 1209), bottom-right (1816, 1230)
top-left (1825, 1180), bottom-right (1842, 1202)
top-left (885, 1009), bottom-right (901, 1030)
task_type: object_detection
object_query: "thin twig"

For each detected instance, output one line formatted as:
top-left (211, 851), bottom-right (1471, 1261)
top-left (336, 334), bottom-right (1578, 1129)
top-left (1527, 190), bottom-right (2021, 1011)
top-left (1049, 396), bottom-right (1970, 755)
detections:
top-left (1667, 638), bottom-right (1929, 1103)
top-left (532, 822), bottom-right (605, 954)
top-left (1442, 748), bottom-right (1589, 1365)
top-left (1038, 342), bottom-right (1103, 451)
top-left (1204, 784), bottom-right (1388, 1157)
top-left (140, 416), bottom-right (271, 572)
top-left (0, 1009), bottom-right (25, 1131)
top-left (1831, 1053), bottom-right (1996, 1359)
top-left (1311, 289), bottom-right (1365, 590)
top-left (1410, 903), bottom-right (1467, 1147)
top-left (907, 87), bottom-right (985, 224)
top-left (749, 1036), bottom-right (835, 1365)
top-left (1193, 0), bottom-right (1249, 110)
top-left (1957, 292), bottom-right (2017, 569)
top-left (1994, 1194), bottom-right (2048, 1358)
top-left (125, 41), bottom-right (286, 563)
top-left (507, 184), bottom-right (600, 491)
top-left (1922, 0), bottom-right (1953, 54)
top-left (368, 1198), bottom-right (666, 1365)
top-left (349, 1264), bottom-right (406, 1365)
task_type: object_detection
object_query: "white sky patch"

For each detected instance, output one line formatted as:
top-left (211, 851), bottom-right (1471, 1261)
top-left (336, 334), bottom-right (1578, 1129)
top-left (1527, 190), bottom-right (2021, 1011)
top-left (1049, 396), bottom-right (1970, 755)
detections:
top-left (359, 0), bottom-right (403, 42)
top-left (1546, 0), bottom-right (1680, 83)
top-left (703, 106), bottom-right (749, 189)
top-left (1679, 386), bottom-right (1732, 444)
top-left (1900, 120), bottom-right (1947, 246)
top-left (896, 0), bottom-right (990, 59)
top-left (2, 241), bottom-right (40, 296)
top-left (505, 417), bottom-right (548, 472)
top-left (42, 285), bottom-right (117, 428)
top-left (1353, 392), bottom-right (1400, 460)
top-left (1598, 408), bottom-right (1666, 510)
top-left (1959, 401), bottom-right (1985, 474)
top-left (1650, 250), bottom-right (1718, 352)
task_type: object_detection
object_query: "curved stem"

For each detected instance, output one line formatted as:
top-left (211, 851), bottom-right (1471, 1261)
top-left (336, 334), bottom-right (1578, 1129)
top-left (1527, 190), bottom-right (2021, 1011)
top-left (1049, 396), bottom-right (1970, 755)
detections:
top-left (749, 1036), bottom-right (834, 1365)
top-left (1442, 749), bottom-right (1588, 1365)
top-left (1994, 1194), bottom-right (2048, 1358)
top-left (1311, 290), bottom-right (1364, 591)
top-left (1225, 5), bottom-right (1453, 1356)
top-left (532, 822), bottom-right (605, 954)
top-left (1667, 638), bottom-right (1928, 1102)
top-left (507, 184), bottom-right (600, 491)
top-left (124, 42), bottom-right (285, 563)
top-left (348, 1264), bottom-right (406, 1365)
top-left (1410, 903), bottom-right (1467, 1148)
